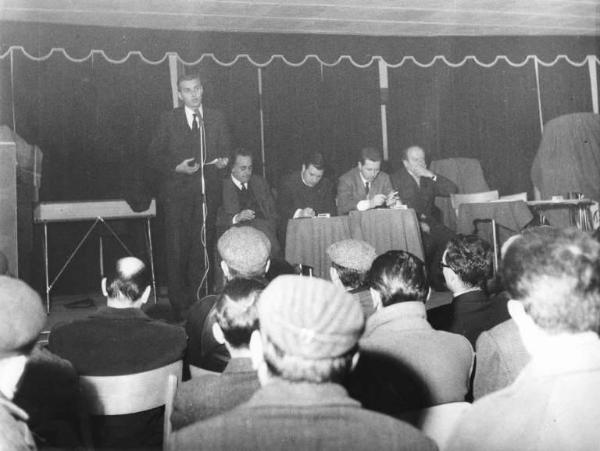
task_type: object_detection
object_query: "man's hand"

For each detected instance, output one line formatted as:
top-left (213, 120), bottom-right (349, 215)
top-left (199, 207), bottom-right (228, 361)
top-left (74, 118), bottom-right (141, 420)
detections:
top-left (175, 158), bottom-right (200, 174)
top-left (385, 191), bottom-right (399, 207)
top-left (215, 157), bottom-right (229, 169)
top-left (235, 209), bottom-right (255, 223)
top-left (412, 163), bottom-right (435, 179)
top-left (371, 194), bottom-right (386, 208)
top-left (301, 207), bottom-right (316, 218)
top-left (419, 221), bottom-right (431, 234)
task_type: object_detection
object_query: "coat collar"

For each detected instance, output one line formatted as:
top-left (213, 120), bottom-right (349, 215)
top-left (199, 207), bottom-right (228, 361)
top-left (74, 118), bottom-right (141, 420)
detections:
top-left (364, 301), bottom-right (431, 336)
top-left (246, 379), bottom-right (360, 408)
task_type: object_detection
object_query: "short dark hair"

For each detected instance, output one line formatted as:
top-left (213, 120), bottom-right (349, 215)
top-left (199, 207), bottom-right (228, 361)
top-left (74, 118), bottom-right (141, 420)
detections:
top-left (303, 152), bottom-right (326, 170)
top-left (359, 147), bottom-right (382, 164)
top-left (502, 227), bottom-right (600, 334)
top-left (368, 250), bottom-right (428, 306)
top-left (214, 277), bottom-right (265, 348)
top-left (230, 147), bottom-right (254, 164)
top-left (331, 262), bottom-right (366, 290)
top-left (444, 235), bottom-right (493, 288)
top-left (104, 258), bottom-right (150, 302)
top-left (177, 72), bottom-right (202, 90)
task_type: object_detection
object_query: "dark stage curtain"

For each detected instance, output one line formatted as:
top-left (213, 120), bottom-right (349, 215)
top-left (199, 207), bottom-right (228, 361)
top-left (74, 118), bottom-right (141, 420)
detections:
top-left (387, 60), bottom-right (541, 197)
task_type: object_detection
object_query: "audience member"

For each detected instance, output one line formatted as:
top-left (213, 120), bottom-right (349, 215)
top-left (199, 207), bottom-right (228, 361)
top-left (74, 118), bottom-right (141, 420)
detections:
top-left (14, 345), bottom-right (81, 448)
top-left (217, 148), bottom-right (280, 256)
top-left (173, 278), bottom-right (264, 430)
top-left (170, 275), bottom-right (436, 450)
top-left (186, 226), bottom-right (271, 372)
top-left (336, 147), bottom-right (398, 215)
top-left (328, 239), bottom-right (378, 317)
top-left (448, 227), bottom-right (600, 450)
top-left (48, 257), bottom-right (187, 448)
top-left (0, 276), bottom-right (45, 451)
top-left (391, 145), bottom-right (457, 290)
top-left (428, 235), bottom-right (509, 346)
top-left (348, 250), bottom-right (473, 415)
top-left (470, 231), bottom-right (539, 399)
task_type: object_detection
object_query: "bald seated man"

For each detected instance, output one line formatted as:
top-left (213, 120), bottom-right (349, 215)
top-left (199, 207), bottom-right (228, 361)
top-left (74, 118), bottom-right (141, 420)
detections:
top-left (0, 276), bottom-right (46, 450)
top-left (49, 257), bottom-right (187, 448)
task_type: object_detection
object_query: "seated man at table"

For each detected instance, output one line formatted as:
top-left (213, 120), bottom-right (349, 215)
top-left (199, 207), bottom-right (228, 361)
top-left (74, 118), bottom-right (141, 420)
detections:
top-left (217, 147), bottom-right (280, 257)
top-left (428, 235), bottom-right (509, 347)
top-left (336, 147), bottom-right (398, 215)
top-left (391, 145), bottom-right (458, 290)
top-left (328, 239), bottom-right (378, 318)
top-left (173, 277), bottom-right (264, 430)
top-left (277, 152), bottom-right (336, 242)
top-left (169, 275), bottom-right (436, 451)
top-left (447, 227), bottom-right (600, 451)
top-left (48, 257), bottom-right (187, 448)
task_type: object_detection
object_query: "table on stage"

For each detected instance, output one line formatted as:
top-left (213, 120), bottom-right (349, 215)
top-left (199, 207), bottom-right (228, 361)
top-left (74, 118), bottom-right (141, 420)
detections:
top-left (33, 199), bottom-right (157, 312)
top-left (285, 208), bottom-right (424, 280)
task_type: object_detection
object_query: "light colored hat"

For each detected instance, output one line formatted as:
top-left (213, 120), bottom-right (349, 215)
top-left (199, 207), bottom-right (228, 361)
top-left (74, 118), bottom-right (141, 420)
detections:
top-left (258, 275), bottom-right (364, 359)
top-left (327, 239), bottom-right (377, 272)
top-left (218, 226), bottom-right (271, 275)
top-left (0, 276), bottom-right (45, 355)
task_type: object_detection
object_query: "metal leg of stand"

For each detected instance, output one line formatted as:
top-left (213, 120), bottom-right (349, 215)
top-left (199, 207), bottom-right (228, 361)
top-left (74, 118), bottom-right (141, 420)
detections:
top-left (99, 236), bottom-right (104, 278)
top-left (43, 222), bottom-right (50, 313)
top-left (491, 219), bottom-right (499, 275)
top-left (146, 218), bottom-right (157, 304)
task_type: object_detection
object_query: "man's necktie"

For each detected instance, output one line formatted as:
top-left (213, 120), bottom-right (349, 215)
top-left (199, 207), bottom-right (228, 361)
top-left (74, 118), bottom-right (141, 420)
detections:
top-left (365, 182), bottom-right (370, 195)
top-left (192, 111), bottom-right (200, 132)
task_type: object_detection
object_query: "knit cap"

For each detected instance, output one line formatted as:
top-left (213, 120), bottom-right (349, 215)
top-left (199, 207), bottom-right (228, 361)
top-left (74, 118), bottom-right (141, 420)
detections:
top-left (258, 275), bottom-right (364, 359)
top-left (327, 239), bottom-right (377, 272)
top-left (218, 226), bottom-right (271, 275)
top-left (0, 276), bottom-right (45, 355)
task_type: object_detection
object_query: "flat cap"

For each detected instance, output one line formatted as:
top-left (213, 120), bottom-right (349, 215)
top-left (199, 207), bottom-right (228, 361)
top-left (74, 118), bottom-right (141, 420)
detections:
top-left (327, 239), bottom-right (377, 272)
top-left (258, 275), bottom-right (364, 359)
top-left (218, 226), bottom-right (271, 275)
top-left (0, 276), bottom-right (45, 355)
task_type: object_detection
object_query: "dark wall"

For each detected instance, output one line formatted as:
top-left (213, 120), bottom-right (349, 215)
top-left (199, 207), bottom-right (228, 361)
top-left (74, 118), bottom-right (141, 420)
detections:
top-left (1, 21), bottom-right (598, 294)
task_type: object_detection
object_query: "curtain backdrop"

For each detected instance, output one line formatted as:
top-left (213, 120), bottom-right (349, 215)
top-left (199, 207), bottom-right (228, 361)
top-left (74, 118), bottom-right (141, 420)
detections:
top-left (1, 21), bottom-right (598, 293)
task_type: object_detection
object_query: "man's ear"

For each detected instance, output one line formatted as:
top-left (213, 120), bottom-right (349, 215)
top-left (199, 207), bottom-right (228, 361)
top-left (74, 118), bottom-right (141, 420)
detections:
top-left (249, 330), bottom-right (264, 371)
top-left (264, 259), bottom-right (271, 275)
top-left (508, 299), bottom-right (540, 356)
top-left (139, 286), bottom-right (151, 305)
top-left (370, 288), bottom-right (382, 310)
top-left (221, 261), bottom-right (231, 279)
top-left (330, 267), bottom-right (340, 285)
top-left (212, 322), bottom-right (226, 345)
top-left (350, 352), bottom-right (360, 371)
top-left (101, 278), bottom-right (108, 297)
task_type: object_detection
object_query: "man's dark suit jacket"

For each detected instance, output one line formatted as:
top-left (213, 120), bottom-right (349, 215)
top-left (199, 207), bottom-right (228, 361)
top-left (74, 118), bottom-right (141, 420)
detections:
top-left (277, 171), bottom-right (336, 220)
top-left (427, 289), bottom-right (510, 347)
top-left (48, 307), bottom-right (187, 449)
top-left (147, 106), bottom-right (230, 189)
top-left (390, 165), bottom-right (457, 224)
top-left (217, 175), bottom-right (280, 255)
top-left (336, 167), bottom-right (393, 215)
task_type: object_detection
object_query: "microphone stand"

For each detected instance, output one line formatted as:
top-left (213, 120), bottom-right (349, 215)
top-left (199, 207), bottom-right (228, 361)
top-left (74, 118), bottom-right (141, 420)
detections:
top-left (197, 116), bottom-right (210, 298)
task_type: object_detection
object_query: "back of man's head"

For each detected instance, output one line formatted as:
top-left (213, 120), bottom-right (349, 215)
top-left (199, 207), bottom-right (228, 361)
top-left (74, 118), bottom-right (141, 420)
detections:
top-left (368, 250), bottom-right (429, 307)
top-left (214, 278), bottom-right (265, 349)
top-left (103, 257), bottom-right (150, 306)
top-left (502, 227), bottom-right (600, 334)
top-left (444, 235), bottom-right (493, 289)
top-left (256, 275), bottom-right (364, 384)
top-left (0, 276), bottom-right (45, 358)
top-left (218, 227), bottom-right (271, 279)
top-left (327, 239), bottom-right (377, 290)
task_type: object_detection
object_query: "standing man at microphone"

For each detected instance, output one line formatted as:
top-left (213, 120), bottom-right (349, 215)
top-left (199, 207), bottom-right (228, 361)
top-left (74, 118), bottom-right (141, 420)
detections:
top-left (148, 73), bottom-right (231, 321)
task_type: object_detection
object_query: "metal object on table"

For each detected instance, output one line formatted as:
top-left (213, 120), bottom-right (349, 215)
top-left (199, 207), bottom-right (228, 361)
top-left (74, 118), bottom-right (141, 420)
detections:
top-left (33, 199), bottom-right (157, 313)
top-left (527, 198), bottom-right (594, 231)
